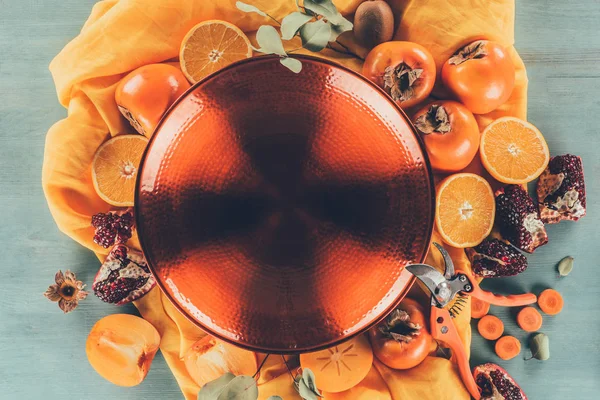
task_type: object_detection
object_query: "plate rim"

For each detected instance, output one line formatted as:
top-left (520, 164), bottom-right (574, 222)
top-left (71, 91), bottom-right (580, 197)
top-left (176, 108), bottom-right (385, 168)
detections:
top-left (134, 54), bottom-right (436, 354)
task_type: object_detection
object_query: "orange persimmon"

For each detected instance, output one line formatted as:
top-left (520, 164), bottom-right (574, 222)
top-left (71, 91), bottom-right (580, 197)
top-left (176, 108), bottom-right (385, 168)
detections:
top-left (300, 334), bottom-right (373, 393)
top-left (363, 41), bottom-right (436, 109)
top-left (471, 297), bottom-right (490, 319)
top-left (442, 40), bottom-right (515, 114)
top-left (495, 336), bottom-right (521, 360)
top-left (412, 100), bottom-right (480, 173)
top-left (86, 314), bottom-right (161, 387)
top-left (477, 315), bottom-right (504, 340)
top-left (538, 289), bottom-right (564, 315)
top-left (368, 298), bottom-right (433, 370)
top-left (184, 335), bottom-right (257, 387)
top-left (115, 63), bottom-right (190, 137)
top-left (517, 307), bottom-right (543, 332)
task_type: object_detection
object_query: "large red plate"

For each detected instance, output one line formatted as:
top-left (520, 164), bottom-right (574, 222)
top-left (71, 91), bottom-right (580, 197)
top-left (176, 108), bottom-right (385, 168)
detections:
top-left (136, 55), bottom-right (435, 353)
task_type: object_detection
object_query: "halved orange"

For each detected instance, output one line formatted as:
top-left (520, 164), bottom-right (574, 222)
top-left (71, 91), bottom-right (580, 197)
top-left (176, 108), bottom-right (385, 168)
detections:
top-left (480, 117), bottom-right (550, 184)
top-left (179, 20), bottom-right (252, 84)
top-left (436, 173), bottom-right (495, 248)
top-left (92, 135), bottom-right (149, 206)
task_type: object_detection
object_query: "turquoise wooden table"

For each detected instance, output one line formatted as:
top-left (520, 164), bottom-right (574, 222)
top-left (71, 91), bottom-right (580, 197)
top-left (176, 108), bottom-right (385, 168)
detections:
top-left (0, 0), bottom-right (598, 398)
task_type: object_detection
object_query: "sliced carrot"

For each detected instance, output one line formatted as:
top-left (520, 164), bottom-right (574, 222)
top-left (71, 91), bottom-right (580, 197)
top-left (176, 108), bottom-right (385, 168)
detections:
top-left (538, 289), bottom-right (564, 315)
top-left (495, 335), bottom-right (521, 360)
top-left (477, 315), bottom-right (504, 340)
top-left (471, 297), bottom-right (490, 319)
top-left (517, 307), bottom-right (543, 332)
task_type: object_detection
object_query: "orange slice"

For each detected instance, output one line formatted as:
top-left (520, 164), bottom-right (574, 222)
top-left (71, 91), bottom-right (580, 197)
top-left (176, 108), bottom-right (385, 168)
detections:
top-left (480, 117), bottom-right (550, 184)
top-left (179, 20), bottom-right (252, 84)
top-left (436, 173), bottom-right (495, 248)
top-left (92, 135), bottom-right (149, 206)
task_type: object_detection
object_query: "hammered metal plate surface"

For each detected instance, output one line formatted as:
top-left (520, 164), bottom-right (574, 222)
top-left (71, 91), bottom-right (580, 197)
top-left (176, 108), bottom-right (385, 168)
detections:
top-left (136, 55), bottom-right (435, 353)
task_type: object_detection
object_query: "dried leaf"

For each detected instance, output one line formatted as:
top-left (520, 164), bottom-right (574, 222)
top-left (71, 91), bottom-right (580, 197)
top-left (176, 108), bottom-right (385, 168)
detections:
top-left (217, 376), bottom-right (258, 400)
top-left (528, 333), bottom-right (550, 361)
top-left (281, 12), bottom-right (313, 40)
top-left (558, 256), bottom-right (574, 277)
top-left (235, 1), bottom-right (267, 17)
top-left (299, 19), bottom-right (331, 52)
top-left (280, 57), bottom-right (303, 73)
top-left (255, 25), bottom-right (287, 56)
top-left (197, 373), bottom-right (236, 400)
top-left (448, 40), bottom-right (487, 65)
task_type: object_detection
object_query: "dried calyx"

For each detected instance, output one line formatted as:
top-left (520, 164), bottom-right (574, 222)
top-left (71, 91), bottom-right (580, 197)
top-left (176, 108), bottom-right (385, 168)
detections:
top-left (384, 63), bottom-right (423, 102)
top-left (414, 105), bottom-right (451, 134)
top-left (448, 40), bottom-right (487, 65)
top-left (379, 309), bottom-right (421, 343)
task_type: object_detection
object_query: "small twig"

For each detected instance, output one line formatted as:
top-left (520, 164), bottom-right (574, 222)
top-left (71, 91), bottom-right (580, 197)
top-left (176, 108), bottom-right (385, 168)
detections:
top-left (326, 42), bottom-right (365, 61)
top-left (265, 12), bottom-right (282, 26)
top-left (253, 353), bottom-right (271, 379)
top-left (287, 47), bottom-right (305, 53)
top-left (282, 354), bottom-right (298, 380)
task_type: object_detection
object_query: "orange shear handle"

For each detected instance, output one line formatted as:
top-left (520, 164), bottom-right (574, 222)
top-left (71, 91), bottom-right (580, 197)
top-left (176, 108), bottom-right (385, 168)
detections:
top-left (459, 269), bottom-right (537, 307)
top-left (431, 307), bottom-right (481, 400)
top-left (469, 285), bottom-right (537, 307)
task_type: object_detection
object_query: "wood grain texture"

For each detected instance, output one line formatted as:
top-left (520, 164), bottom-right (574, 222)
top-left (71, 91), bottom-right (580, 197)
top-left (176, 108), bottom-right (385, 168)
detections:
top-left (0, 0), bottom-right (598, 399)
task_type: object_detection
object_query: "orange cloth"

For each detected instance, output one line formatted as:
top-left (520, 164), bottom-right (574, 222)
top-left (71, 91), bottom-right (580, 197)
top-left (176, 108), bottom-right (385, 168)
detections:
top-left (42, 0), bottom-right (526, 399)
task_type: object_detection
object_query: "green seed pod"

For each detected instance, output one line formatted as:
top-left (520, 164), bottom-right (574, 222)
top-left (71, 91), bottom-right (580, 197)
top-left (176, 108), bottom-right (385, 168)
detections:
top-left (558, 256), bottom-right (574, 277)
top-left (353, 0), bottom-right (395, 49)
top-left (528, 333), bottom-right (550, 361)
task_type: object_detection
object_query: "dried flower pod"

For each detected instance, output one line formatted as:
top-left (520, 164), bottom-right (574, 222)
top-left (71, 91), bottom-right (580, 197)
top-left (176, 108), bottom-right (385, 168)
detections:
top-left (527, 333), bottom-right (550, 361)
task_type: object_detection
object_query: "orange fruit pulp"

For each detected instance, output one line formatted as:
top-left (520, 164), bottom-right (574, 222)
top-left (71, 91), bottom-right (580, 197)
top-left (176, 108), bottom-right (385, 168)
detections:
top-left (179, 20), bottom-right (252, 84)
top-left (480, 116), bottom-right (549, 184)
top-left (92, 135), bottom-right (149, 207)
top-left (435, 173), bottom-right (495, 248)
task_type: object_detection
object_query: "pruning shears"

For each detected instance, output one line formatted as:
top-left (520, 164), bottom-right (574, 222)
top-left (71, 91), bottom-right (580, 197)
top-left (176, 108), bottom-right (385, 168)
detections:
top-left (406, 243), bottom-right (537, 400)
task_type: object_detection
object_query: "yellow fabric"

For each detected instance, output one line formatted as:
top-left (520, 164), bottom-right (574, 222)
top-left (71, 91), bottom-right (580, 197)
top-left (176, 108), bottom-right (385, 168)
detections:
top-left (42, 0), bottom-right (527, 399)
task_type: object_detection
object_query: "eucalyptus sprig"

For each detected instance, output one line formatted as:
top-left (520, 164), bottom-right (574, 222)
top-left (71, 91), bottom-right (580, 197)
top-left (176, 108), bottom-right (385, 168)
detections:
top-left (294, 368), bottom-right (322, 400)
top-left (236, 0), bottom-right (355, 73)
top-left (196, 367), bottom-right (322, 400)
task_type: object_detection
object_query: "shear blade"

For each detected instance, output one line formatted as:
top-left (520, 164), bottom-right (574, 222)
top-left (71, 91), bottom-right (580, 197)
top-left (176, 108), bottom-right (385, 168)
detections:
top-left (405, 264), bottom-right (447, 296)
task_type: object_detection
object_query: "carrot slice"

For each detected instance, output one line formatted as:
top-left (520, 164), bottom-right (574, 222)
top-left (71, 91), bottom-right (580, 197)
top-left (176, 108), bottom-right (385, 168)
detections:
top-left (494, 335), bottom-right (521, 360)
top-left (538, 289), bottom-right (564, 315)
top-left (517, 307), bottom-right (543, 332)
top-left (477, 315), bottom-right (504, 340)
top-left (471, 297), bottom-right (490, 319)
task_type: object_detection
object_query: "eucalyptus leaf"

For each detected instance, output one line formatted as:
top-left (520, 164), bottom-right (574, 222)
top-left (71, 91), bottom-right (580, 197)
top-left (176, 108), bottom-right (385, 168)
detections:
top-left (217, 375), bottom-right (259, 400)
top-left (303, 0), bottom-right (338, 19)
top-left (267, 397), bottom-right (283, 400)
top-left (528, 333), bottom-right (550, 361)
top-left (281, 12), bottom-right (314, 40)
top-left (235, 1), bottom-right (267, 17)
top-left (297, 380), bottom-right (320, 400)
top-left (302, 368), bottom-right (321, 396)
top-left (299, 20), bottom-right (332, 52)
top-left (558, 256), bottom-right (574, 276)
top-left (280, 57), bottom-right (303, 73)
top-left (255, 25), bottom-right (287, 56)
top-left (197, 373), bottom-right (236, 400)
top-left (328, 14), bottom-right (353, 41)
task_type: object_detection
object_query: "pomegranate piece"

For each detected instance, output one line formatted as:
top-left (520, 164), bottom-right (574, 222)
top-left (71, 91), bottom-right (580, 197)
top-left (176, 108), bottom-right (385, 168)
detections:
top-left (495, 185), bottom-right (548, 253)
top-left (537, 154), bottom-right (586, 223)
top-left (91, 210), bottom-right (134, 248)
top-left (93, 244), bottom-right (155, 305)
top-left (474, 363), bottom-right (528, 400)
top-left (466, 238), bottom-right (527, 278)
top-left (86, 314), bottom-right (160, 386)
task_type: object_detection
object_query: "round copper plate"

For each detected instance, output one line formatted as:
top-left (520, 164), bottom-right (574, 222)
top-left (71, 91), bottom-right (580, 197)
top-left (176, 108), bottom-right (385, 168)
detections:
top-left (136, 55), bottom-right (435, 353)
